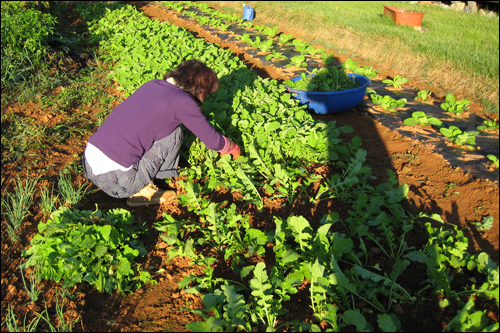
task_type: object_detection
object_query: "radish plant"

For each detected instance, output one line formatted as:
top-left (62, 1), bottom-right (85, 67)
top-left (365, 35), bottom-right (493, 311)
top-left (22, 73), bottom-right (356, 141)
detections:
top-left (353, 65), bottom-right (378, 78)
top-left (477, 118), bottom-right (498, 131)
top-left (382, 75), bottom-right (410, 88)
top-left (440, 125), bottom-right (479, 149)
top-left (278, 33), bottom-right (293, 45)
top-left (370, 93), bottom-right (407, 111)
top-left (265, 50), bottom-right (288, 61)
top-left (20, 206), bottom-right (154, 294)
top-left (415, 89), bottom-right (431, 101)
top-left (403, 111), bottom-right (443, 127)
top-left (263, 26), bottom-right (279, 38)
top-left (286, 55), bottom-right (308, 68)
top-left (441, 94), bottom-right (471, 115)
top-left (342, 58), bottom-right (360, 72)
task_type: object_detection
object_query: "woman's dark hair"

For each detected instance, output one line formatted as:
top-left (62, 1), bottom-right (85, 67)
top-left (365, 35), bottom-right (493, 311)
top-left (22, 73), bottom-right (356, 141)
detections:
top-left (163, 60), bottom-right (219, 103)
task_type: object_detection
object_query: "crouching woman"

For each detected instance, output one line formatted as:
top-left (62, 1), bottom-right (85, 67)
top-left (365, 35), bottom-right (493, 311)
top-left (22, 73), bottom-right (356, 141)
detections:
top-left (83, 59), bottom-right (240, 207)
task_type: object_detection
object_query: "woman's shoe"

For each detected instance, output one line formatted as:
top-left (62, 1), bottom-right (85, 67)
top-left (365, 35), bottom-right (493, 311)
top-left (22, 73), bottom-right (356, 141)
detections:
top-left (126, 183), bottom-right (176, 207)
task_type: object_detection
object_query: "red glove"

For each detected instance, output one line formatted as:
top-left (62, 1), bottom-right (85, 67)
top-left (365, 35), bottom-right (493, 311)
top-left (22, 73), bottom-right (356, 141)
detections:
top-left (217, 136), bottom-right (240, 159)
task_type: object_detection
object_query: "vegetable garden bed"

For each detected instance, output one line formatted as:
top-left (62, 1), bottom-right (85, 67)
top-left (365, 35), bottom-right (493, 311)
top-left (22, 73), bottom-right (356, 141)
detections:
top-left (1, 2), bottom-right (499, 332)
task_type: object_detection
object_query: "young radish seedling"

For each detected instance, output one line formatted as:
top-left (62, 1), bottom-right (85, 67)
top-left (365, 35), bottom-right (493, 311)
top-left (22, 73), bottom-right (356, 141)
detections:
top-left (266, 50), bottom-right (288, 61)
top-left (278, 33), bottom-right (293, 45)
top-left (440, 94), bottom-right (471, 115)
top-left (477, 118), bottom-right (499, 131)
top-left (370, 93), bottom-right (407, 111)
top-left (342, 58), bottom-right (360, 72)
top-left (403, 111), bottom-right (443, 127)
top-left (415, 89), bottom-right (431, 101)
top-left (440, 125), bottom-right (479, 149)
top-left (382, 75), bottom-right (410, 88)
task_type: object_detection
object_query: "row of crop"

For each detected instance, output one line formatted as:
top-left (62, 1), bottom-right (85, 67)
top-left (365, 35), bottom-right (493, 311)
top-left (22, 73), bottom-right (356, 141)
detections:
top-left (19, 4), bottom-right (499, 332)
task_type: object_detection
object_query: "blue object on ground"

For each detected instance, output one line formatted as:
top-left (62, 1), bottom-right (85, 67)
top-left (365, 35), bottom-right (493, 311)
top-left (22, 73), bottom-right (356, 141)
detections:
top-left (243, 5), bottom-right (254, 21)
top-left (285, 74), bottom-right (371, 114)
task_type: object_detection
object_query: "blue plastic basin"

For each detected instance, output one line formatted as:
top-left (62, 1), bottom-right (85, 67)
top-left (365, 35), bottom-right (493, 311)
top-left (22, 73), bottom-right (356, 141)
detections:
top-left (285, 73), bottom-right (371, 114)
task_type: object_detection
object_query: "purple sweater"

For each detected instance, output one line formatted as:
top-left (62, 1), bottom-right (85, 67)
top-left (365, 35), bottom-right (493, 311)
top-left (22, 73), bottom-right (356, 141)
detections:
top-left (88, 79), bottom-right (225, 167)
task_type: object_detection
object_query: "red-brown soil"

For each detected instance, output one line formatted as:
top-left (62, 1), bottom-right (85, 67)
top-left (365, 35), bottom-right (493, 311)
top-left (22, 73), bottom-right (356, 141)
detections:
top-left (1, 2), bottom-right (498, 332)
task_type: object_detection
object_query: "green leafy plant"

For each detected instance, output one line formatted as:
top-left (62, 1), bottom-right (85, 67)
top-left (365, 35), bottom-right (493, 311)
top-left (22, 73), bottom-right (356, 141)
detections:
top-left (304, 46), bottom-right (325, 57)
top-left (284, 67), bottom-right (359, 92)
top-left (440, 126), bottom-right (479, 148)
top-left (253, 24), bottom-right (266, 33)
top-left (470, 215), bottom-right (494, 232)
top-left (403, 111), bottom-right (443, 127)
top-left (263, 26), bottom-right (279, 38)
top-left (278, 33), bottom-right (293, 45)
top-left (257, 38), bottom-right (274, 52)
top-left (286, 55), bottom-right (308, 68)
top-left (241, 21), bottom-right (253, 29)
top-left (382, 75), bottom-right (410, 88)
top-left (370, 93), bottom-right (407, 111)
top-left (444, 296), bottom-right (499, 332)
top-left (353, 65), bottom-right (378, 78)
top-left (265, 50), bottom-right (288, 61)
top-left (20, 206), bottom-right (155, 294)
top-left (321, 53), bottom-right (335, 65)
top-left (341, 58), bottom-right (360, 72)
top-left (234, 33), bottom-right (252, 44)
top-left (477, 118), bottom-right (499, 131)
top-left (441, 94), bottom-right (471, 115)
top-left (416, 89), bottom-right (431, 101)
top-left (487, 155), bottom-right (499, 169)
top-left (292, 38), bottom-right (309, 54)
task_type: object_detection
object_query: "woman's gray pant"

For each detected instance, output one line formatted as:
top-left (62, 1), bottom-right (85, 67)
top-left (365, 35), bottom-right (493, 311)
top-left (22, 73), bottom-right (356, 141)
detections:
top-left (83, 126), bottom-right (183, 199)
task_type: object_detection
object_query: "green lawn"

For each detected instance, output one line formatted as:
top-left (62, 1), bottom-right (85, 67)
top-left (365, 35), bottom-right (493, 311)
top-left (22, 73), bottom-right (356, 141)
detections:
top-left (277, 1), bottom-right (499, 80)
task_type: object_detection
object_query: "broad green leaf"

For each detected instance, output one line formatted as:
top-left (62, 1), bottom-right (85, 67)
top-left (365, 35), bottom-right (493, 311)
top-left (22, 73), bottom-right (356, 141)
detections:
top-left (249, 262), bottom-right (273, 301)
top-left (240, 265), bottom-right (255, 279)
top-left (377, 313), bottom-right (396, 332)
top-left (222, 284), bottom-right (247, 319)
top-left (287, 216), bottom-right (313, 251)
top-left (95, 243), bottom-right (107, 258)
top-left (186, 317), bottom-right (225, 332)
top-left (476, 215), bottom-right (494, 231)
top-left (117, 259), bottom-right (131, 276)
top-left (405, 250), bottom-right (429, 263)
top-left (343, 309), bottom-right (368, 332)
top-left (100, 224), bottom-right (112, 241)
top-left (202, 291), bottom-right (224, 309)
top-left (403, 118), bottom-right (419, 126)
